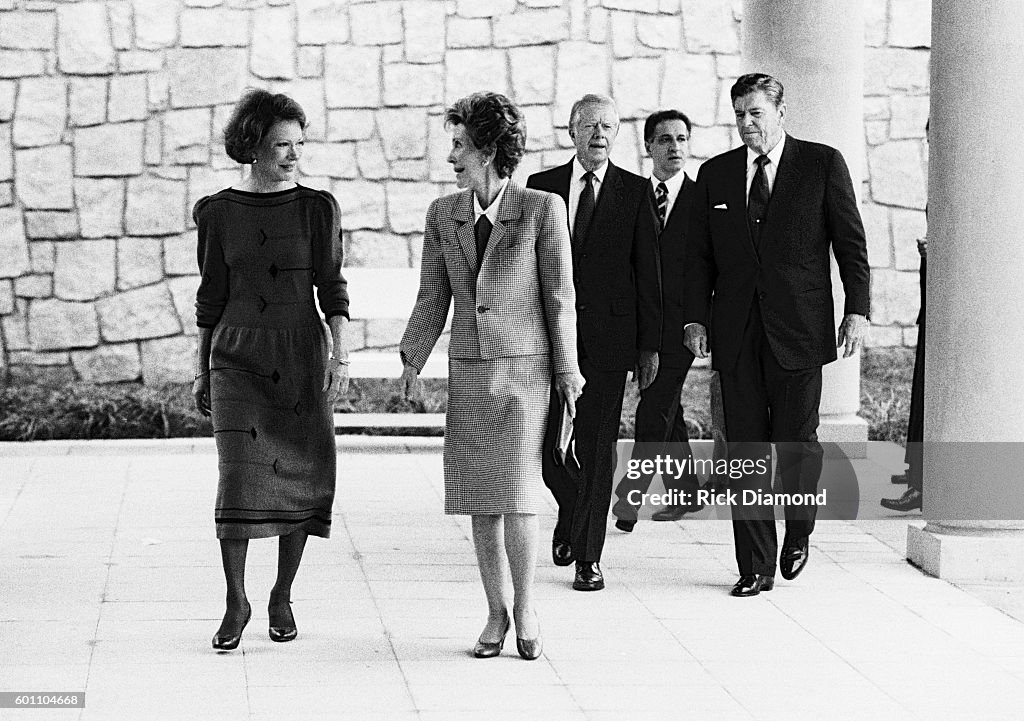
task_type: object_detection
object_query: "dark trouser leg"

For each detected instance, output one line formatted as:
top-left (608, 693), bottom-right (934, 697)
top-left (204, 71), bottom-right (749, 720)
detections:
top-left (763, 355), bottom-right (824, 544)
top-left (905, 318), bottom-right (925, 493)
top-left (571, 359), bottom-right (627, 563)
top-left (542, 384), bottom-right (578, 541)
top-left (719, 308), bottom-right (775, 577)
top-left (613, 352), bottom-right (701, 519)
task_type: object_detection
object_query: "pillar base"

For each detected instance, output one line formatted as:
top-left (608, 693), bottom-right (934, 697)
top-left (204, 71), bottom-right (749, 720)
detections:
top-left (818, 413), bottom-right (867, 458)
top-left (908, 523), bottom-right (1024, 581)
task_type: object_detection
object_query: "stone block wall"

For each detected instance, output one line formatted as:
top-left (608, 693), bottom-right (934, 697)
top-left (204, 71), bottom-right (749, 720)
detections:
top-left (0, 0), bottom-right (930, 385)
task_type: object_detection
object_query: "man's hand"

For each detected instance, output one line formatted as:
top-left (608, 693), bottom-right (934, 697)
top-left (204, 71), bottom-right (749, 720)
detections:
top-left (401, 363), bottom-right (420, 401)
top-left (683, 324), bottom-right (709, 359)
top-left (633, 350), bottom-right (659, 391)
top-left (837, 313), bottom-right (868, 358)
top-left (554, 370), bottom-right (586, 418)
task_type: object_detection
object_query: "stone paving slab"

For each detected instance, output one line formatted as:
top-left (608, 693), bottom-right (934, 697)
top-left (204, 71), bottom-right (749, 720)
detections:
top-left (2, 442), bottom-right (1024, 720)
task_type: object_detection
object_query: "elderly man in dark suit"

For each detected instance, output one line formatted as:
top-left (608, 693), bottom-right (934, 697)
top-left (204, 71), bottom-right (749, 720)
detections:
top-left (612, 109), bottom-right (703, 532)
top-left (527, 94), bottom-right (661, 592)
top-left (683, 74), bottom-right (870, 597)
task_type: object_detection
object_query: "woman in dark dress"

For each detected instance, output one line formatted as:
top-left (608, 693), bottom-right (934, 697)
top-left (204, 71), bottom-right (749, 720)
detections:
top-left (192, 89), bottom-right (350, 651)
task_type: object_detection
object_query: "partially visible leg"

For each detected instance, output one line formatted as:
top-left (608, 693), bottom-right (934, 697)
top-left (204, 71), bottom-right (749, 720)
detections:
top-left (471, 515), bottom-right (510, 642)
top-left (541, 386), bottom-right (577, 543)
top-left (504, 514), bottom-right (539, 640)
top-left (269, 530), bottom-right (308, 633)
top-left (217, 538), bottom-right (251, 635)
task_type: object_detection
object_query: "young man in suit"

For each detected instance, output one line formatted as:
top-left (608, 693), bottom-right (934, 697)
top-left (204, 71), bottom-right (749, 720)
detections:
top-left (683, 74), bottom-right (870, 597)
top-left (612, 109), bottom-right (703, 532)
top-left (527, 94), bottom-right (662, 591)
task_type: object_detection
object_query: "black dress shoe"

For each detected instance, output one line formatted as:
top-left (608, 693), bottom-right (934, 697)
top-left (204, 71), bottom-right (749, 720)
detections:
top-left (780, 538), bottom-right (809, 580)
top-left (651, 502), bottom-right (704, 521)
top-left (572, 561), bottom-right (604, 591)
top-left (730, 574), bottom-right (774, 597)
top-left (881, 487), bottom-right (922, 512)
top-left (614, 518), bottom-right (636, 533)
top-left (268, 600), bottom-right (297, 643)
top-left (890, 472), bottom-right (908, 485)
top-left (212, 603), bottom-right (252, 651)
top-left (552, 538), bottom-right (573, 567)
top-left (473, 615), bottom-right (510, 658)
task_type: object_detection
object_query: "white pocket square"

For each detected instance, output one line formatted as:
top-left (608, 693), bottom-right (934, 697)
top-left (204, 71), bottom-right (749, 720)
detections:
top-left (714, 203), bottom-right (728, 210)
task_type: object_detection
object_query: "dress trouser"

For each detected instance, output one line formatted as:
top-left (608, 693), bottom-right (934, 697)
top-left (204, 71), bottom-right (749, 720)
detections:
top-left (542, 356), bottom-right (626, 563)
top-left (904, 312), bottom-right (925, 494)
top-left (613, 351), bottom-right (700, 520)
top-left (718, 302), bottom-right (824, 577)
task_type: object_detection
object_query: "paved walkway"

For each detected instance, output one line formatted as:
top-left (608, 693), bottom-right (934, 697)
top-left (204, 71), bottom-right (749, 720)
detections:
top-left (2, 439), bottom-right (1024, 721)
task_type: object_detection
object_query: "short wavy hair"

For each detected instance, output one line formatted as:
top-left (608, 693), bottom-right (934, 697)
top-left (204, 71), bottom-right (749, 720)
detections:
top-left (444, 92), bottom-right (527, 179)
top-left (223, 88), bottom-right (307, 164)
top-left (730, 73), bottom-right (785, 107)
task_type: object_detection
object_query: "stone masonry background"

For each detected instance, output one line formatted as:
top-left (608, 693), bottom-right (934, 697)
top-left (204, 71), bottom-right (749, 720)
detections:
top-left (0, 0), bottom-right (930, 385)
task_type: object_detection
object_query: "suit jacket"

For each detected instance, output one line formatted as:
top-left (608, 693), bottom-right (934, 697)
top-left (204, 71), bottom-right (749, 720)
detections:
top-left (683, 135), bottom-right (870, 371)
top-left (400, 182), bottom-right (578, 376)
top-left (527, 159), bottom-right (662, 371)
top-left (652, 174), bottom-right (695, 355)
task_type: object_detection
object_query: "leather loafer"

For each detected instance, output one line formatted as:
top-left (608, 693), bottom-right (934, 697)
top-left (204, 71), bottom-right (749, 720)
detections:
top-left (572, 561), bottom-right (604, 591)
top-left (651, 502), bottom-right (704, 522)
top-left (780, 538), bottom-right (809, 581)
top-left (730, 574), bottom-right (774, 597)
top-left (268, 601), bottom-right (297, 643)
top-left (212, 603), bottom-right (252, 651)
top-left (552, 538), bottom-right (573, 567)
top-left (614, 518), bottom-right (636, 533)
top-left (473, 615), bottom-right (510, 659)
top-left (881, 487), bottom-right (922, 512)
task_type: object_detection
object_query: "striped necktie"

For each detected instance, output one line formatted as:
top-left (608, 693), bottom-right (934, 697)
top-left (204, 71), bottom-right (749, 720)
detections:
top-left (655, 181), bottom-right (668, 231)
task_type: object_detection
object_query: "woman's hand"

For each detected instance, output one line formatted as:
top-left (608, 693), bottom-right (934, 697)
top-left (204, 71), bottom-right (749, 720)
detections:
top-left (401, 363), bottom-right (420, 401)
top-left (323, 359), bottom-right (350, 405)
top-left (192, 374), bottom-right (211, 417)
top-left (554, 370), bottom-right (585, 418)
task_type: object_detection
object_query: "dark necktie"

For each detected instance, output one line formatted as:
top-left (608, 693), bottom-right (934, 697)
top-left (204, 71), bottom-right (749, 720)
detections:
top-left (655, 181), bottom-right (669, 231)
top-left (747, 154), bottom-right (770, 246)
top-left (573, 171), bottom-right (595, 248)
top-left (474, 215), bottom-right (492, 268)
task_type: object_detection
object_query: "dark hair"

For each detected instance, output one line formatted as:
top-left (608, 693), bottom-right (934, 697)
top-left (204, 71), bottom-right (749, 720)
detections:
top-left (445, 92), bottom-right (526, 179)
top-left (643, 109), bottom-right (692, 143)
top-left (730, 73), bottom-right (785, 106)
top-left (223, 88), bottom-right (307, 164)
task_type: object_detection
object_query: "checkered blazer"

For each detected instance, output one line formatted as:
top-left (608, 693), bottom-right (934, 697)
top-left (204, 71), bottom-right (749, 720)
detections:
top-left (400, 182), bottom-right (579, 376)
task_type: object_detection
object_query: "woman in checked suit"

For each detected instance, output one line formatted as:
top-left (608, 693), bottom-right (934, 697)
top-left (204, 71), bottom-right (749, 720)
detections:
top-left (400, 92), bottom-right (584, 660)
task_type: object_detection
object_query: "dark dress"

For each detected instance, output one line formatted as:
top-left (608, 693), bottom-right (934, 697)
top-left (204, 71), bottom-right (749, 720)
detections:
top-left (194, 185), bottom-right (349, 540)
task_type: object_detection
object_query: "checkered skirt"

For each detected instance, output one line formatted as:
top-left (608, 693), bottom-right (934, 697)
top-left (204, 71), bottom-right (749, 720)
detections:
top-left (444, 354), bottom-right (552, 515)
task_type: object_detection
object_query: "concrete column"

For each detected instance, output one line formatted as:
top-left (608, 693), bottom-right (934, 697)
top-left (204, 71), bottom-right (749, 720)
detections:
top-left (741, 0), bottom-right (867, 455)
top-left (907, 0), bottom-right (1024, 581)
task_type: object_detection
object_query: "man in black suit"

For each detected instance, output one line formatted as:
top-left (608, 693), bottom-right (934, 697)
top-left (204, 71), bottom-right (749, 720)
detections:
top-left (528, 94), bottom-right (662, 592)
top-left (612, 109), bottom-right (702, 532)
top-left (683, 74), bottom-right (870, 597)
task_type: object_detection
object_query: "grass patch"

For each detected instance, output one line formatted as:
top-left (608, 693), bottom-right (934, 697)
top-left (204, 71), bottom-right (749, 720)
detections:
top-left (0, 349), bottom-right (914, 442)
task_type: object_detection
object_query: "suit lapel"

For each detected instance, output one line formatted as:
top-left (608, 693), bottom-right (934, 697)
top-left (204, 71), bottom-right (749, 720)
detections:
top-left (725, 148), bottom-right (758, 262)
top-left (583, 161), bottom-right (624, 251)
top-left (483, 181), bottom-right (524, 263)
top-left (450, 190), bottom-right (479, 273)
top-left (761, 135), bottom-right (801, 249)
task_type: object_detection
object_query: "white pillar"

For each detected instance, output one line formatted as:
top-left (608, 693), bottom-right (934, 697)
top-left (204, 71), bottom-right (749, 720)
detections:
top-left (741, 0), bottom-right (867, 455)
top-left (907, 0), bottom-right (1024, 581)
